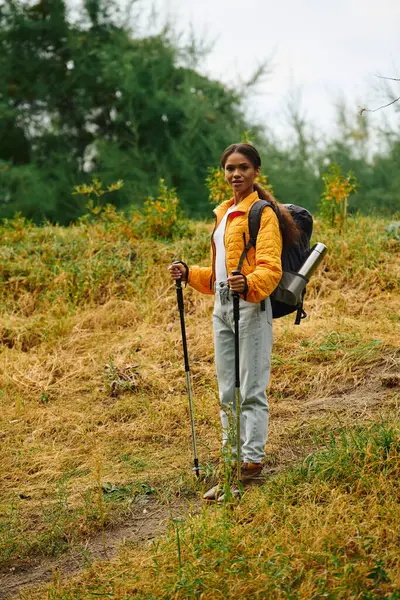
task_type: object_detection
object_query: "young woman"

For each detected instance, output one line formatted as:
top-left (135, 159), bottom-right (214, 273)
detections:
top-left (169, 143), bottom-right (299, 500)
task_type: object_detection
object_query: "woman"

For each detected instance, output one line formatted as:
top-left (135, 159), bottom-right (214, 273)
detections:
top-left (169, 143), bottom-right (299, 501)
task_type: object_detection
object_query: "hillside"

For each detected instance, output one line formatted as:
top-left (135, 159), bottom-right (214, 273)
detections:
top-left (0, 212), bottom-right (399, 599)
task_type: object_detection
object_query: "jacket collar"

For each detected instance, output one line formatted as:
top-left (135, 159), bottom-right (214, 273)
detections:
top-left (213, 191), bottom-right (259, 220)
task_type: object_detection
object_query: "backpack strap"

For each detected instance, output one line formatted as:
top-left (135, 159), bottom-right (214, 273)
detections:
top-left (295, 303), bottom-right (307, 325)
top-left (237, 200), bottom-right (274, 272)
top-left (294, 288), bottom-right (307, 325)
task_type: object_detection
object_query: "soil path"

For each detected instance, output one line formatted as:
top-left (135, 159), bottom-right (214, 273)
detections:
top-left (0, 496), bottom-right (197, 600)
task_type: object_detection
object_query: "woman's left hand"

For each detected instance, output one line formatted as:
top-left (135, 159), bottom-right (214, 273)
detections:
top-left (228, 274), bottom-right (246, 293)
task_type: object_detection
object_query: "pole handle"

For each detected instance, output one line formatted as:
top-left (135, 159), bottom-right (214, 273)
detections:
top-left (173, 264), bottom-right (185, 311)
top-left (231, 270), bottom-right (241, 295)
top-left (231, 270), bottom-right (241, 322)
top-left (175, 281), bottom-right (184, 312)
top-left (172, 259), bottom-right (183, 289)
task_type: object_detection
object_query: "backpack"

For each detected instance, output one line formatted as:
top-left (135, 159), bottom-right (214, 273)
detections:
top-left (237, 201), bottom-right (314, 325)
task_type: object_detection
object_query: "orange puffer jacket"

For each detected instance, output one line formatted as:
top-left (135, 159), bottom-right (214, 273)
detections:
top-left (188, 191), bottom-right (283, 303)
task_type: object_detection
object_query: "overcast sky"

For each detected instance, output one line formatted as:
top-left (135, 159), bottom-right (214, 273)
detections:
top-left (155, 0), bottom-right (400, 139)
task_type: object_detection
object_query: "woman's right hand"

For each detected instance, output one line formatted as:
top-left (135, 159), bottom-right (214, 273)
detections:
top-left (168, 261), bottom-right (188, 282)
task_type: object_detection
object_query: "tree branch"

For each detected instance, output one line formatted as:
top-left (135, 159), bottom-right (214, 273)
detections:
top-left (360, 73), bottom-right (400, 114)
top-left (359, 96), bottom-right (400, 115)
top-left (374, 74), bottom-right (400, 82)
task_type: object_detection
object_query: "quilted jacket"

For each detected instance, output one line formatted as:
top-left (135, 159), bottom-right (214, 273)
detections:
top-left (188, 191), bottom-right (283, 303)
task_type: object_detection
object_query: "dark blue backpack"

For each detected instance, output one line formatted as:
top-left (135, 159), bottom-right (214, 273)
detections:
top-left (237, 201), bottom-right (313, 324)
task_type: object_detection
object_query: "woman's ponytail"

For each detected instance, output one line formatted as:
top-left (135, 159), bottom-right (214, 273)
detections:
top-left (253, 182), bottom-right (300, 248)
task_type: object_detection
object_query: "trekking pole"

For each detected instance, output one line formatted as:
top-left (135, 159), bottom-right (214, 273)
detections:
top-left (174, 276), bottom-right (200, 478)
top-left (231, 270), bottom-right (241, 487)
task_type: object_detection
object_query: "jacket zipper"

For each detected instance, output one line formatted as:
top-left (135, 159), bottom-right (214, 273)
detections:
top-left (242, 232), bottom-right (251, 266)
top-left (210, 214), bottom-right (217, 290)
top-left (211, 206), bottom-right (246, 288)
top-left (224, 209), bottom-right (243, 277)
top-left (224, 216), bottom-right (229, 278)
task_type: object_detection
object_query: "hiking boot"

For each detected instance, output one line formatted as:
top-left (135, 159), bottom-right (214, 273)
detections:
top-left (216, 464), bottom-right (264, 503)
top-left (240, 462), bottom-right (264, 487)
top-left (203, 485), bottom-right (222, 502)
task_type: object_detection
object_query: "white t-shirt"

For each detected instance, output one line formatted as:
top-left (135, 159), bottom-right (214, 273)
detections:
top-left (214, 205), bottom-right (237, 283)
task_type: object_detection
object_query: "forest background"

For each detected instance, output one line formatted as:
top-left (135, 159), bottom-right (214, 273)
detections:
top-left (0, 0), bottom-right (399, 225)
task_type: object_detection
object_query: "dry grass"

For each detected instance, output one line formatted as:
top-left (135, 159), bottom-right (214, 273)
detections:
top-left (0, 213), bottom-right (399, 598)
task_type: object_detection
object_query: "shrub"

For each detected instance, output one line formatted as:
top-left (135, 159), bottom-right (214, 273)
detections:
top-left (141, 179), bottom-right (188, 239)
top-left (319, 164), bottom-right (358, 231)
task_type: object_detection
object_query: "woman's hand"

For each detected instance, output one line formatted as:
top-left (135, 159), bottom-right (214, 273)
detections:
top-left (168, 262), bottom-right (188, 282)
top-left (228, 273), bottom-right (246, 294)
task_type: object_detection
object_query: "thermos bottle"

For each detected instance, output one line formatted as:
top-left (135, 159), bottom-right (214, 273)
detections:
top-left (298, 243), bottom-right (328, 279)
top-left (275, 243), bottom-right (328, 306)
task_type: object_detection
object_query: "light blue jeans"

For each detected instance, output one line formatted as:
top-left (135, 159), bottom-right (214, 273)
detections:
top-left (212, 282), bottom-right (273, 464)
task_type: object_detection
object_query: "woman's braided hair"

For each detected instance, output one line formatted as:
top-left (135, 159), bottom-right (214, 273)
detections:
top-left (220, 143), bottom-right (300, 248)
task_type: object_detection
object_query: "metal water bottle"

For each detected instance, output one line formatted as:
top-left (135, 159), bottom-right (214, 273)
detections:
top-left (274, 242), bottom-right (328, 307)
top-left (298, 243), bottom-right (328, 279)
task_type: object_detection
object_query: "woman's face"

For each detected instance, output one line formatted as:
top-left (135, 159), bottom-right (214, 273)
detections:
top-left (224, 152), bottom-right (260, 195)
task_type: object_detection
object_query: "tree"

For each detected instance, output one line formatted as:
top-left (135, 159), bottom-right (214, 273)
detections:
top-left (0, 0), bottom-right (250, 222)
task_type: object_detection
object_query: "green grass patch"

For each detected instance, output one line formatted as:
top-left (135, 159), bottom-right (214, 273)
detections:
top-left (41, 418), bottom-right (400, 599)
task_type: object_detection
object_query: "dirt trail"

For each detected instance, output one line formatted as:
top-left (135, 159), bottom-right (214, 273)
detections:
top-left (1, 367), bottom-right (399, 600)
top-left (0, 496), bottom-right (197, 600)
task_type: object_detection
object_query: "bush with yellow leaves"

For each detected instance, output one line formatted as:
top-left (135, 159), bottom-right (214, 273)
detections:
top-left (320, 164), bottom-right (358, 232)
top-left (73, 179), bottom-right (124, 219)
top-left (141, 179), bottom-right (187, 239)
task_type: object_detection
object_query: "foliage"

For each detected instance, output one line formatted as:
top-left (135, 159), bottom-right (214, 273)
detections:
top-left (319, 163), bottom-right (358, 230)
top-left (0, 2), bottom-right (399, 225)
top-left (0, 0), bottom-right (249, 223)
top-left (141, 179), bottom-right (187, 239)
top-left (317, 105), bottom-right (400, 216)
top-left (73, 177), bottom-right (189, 239)
top-left (0, 208), bottom-right (396, 321)
top-left (386, 222), bottom-right (400, 240)
top-left (0, 182), bottom-right (195, 317)
top-left (72, 178), bottom-right (124, 217)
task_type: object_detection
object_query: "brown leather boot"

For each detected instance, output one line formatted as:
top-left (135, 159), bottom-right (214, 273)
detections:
top-left (240, 462), bottom-right (264, 487)
top-left (216, 463), bottom-right (264, 503)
